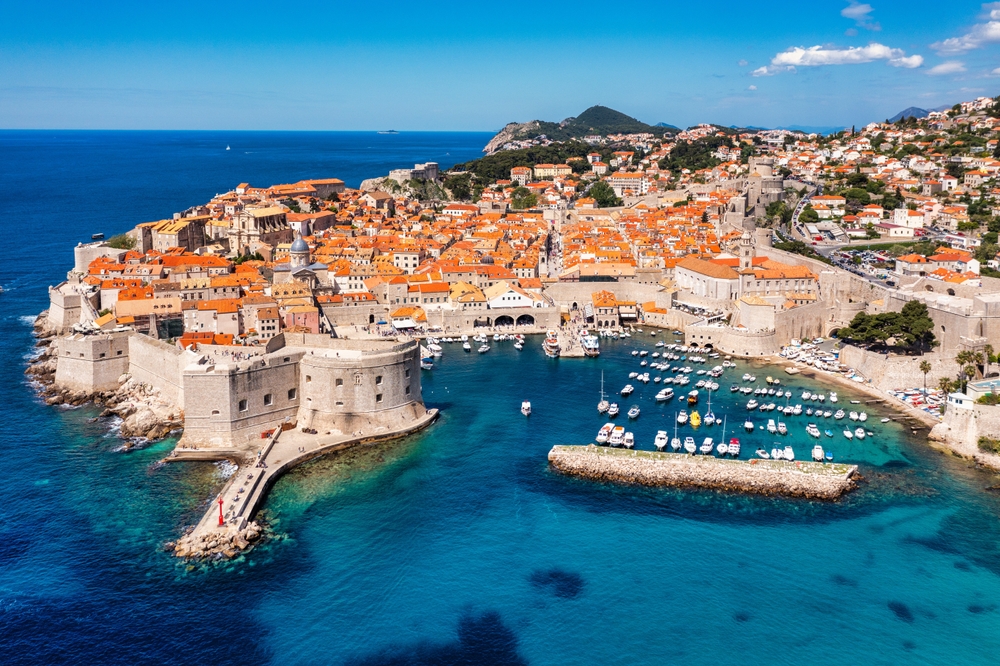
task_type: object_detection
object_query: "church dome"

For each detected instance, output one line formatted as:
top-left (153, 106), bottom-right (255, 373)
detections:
top-left (290, 236), bottom-right (309, 253)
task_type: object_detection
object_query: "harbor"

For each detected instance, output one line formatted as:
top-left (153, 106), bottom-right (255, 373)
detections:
top-left (548, 445), bottom-right (859, 499)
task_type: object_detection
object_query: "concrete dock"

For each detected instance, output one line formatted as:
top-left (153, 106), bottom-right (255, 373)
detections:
top-left (170, 409), bottom-right (438, 559)
top-left (548, 445), bottom-right (858, 500)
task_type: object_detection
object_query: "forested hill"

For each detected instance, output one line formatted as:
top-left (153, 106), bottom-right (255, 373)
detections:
top-left (483, 106), bottom-right (671, 153)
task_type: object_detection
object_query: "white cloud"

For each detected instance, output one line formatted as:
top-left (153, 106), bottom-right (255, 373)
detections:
top-left (992, 66), bottom-right (1000, 75)
top-left (752, 43), bottom-right (924, 76)
top-left (738, 59), bottom-right (748, 66)
top-left (748, 85), bottom-right (758, 90)
top-left (931, 3), bottom-right (1000, 54)
top-left (841, 2), bottom-right (881, 31)
top-left (927, 61), bottom-right (967, 75)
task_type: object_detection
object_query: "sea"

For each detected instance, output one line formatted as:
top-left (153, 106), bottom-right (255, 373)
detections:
top-left (2, 131), bottom-right (1000, 665)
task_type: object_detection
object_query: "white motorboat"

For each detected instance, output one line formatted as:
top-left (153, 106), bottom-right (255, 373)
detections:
top-left (677, 410), bottom-right (689, 425)
top-left (627, 405), bottom-right (641, 419)
top-left (858, 412), bottom-right (868, 422)
top-left (834, 409), bottom-right (845, 419)
top-left (631, 350), bottom-right (639, 356)
top-left (849, 411), bottom-right (859, 421)
top-left (655, 388), bottom-right (674, 402)
top-left (461, 335), bottom-right (468, 342)
top-left (728, 438), bottom-right (741, 457)
top-left (777, 422), bottom-right (787, 435)
top-left (746, 399), bottom-right (759, 410)
top-left (609, 426), bottom-right (625, 446)
top-left (783, 446), bottom-right (795, 461)
top-left (654, 430), bottom-right (668, 450)
top-left (767, 419), bottom-right (777, 434)
top-left (514, 342), bottom-right (523, 351)
top-left (855, 427), bottom-right (866, 440)
top-left (621, 384), bottom-right (634, 396)
top-left (756, 448), bottom-right (770, 459)
top-left (463, 342), bottom-right (472, 352)
top-left (521, 401), bottom-right (531, 416)
top-left (829, 392), bottom-right (838, 403)
top-left (843, 429), bottom-right (854, 439)
top-left (608, 403), bottom-right (620, 417)
top-left (596, 423), bottom-right (613, 444)
top-left (806, 423), bottom-right (821, 438)
top-left (629, 371), bottom-right (639, 379)
top-left (700, 437), bottom-right (714, 454)
top-left (802, 391), bottom-right (812, 401)
top-left (771, 447), bottom-right (783, 460)
top-left (716, 442), bottom-right (729, 456)
top-left (744, 419), bottom-right (754, 432)
top-left (623, 432), bottom-right (635, 449)
top-left (683, 436), bottom-right (697, 454)
top-left (812, 445), bottom-right (824, 462)
top-left (880, 418), bottom-right (890, 423)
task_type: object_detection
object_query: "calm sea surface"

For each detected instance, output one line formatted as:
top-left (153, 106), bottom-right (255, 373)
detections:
top-left (3, 131), bottom-right (1000, 665)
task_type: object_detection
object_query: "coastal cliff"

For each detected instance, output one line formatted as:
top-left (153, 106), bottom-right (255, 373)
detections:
top-left (483, 121), bottom-right (547, 154)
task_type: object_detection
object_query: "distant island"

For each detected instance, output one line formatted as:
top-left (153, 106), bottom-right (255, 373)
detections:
top-left (483, 105), bottom-right (672, 153)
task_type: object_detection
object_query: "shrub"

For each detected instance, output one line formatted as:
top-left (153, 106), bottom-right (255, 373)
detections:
top-left (978, 436), bottom-right (1000, 454)
top-left (976, 394), bottom-right (1000, 406)
top-left (106, 233), bottom-right (135, 250)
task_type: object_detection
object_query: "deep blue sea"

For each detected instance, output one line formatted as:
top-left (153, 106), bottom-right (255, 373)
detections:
top-left (3, 131), bottom-right (1000, 665)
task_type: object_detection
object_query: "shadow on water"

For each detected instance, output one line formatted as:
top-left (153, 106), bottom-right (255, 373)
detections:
top-left (528, 569), bottom-right (584, 599)
top-left (345, 610), bottom-right (528, 666)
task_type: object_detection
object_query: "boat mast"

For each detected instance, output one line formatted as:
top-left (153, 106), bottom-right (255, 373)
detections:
top-left (722, 415), bottom-right (727, 441)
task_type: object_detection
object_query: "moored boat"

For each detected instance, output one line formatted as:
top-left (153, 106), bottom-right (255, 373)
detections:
top-left (654, 430), bottom-right (668, 450)
top-left (521, 401), bottom-right (531, 416)
top-left (812, 445), bottom-right (824, 461)
top-left (596, 423), bottom-right (613, 444)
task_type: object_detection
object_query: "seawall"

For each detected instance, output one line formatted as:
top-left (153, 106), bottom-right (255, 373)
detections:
top-left (548, 445), bottom-right (858, 500)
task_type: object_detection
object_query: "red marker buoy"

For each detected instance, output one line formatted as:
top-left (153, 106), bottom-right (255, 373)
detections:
top-left (218, 496), bottom-right (225, 526)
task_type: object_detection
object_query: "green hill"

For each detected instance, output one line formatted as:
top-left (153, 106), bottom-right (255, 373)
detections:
top-left (484, 106), bottom-right (672, 152)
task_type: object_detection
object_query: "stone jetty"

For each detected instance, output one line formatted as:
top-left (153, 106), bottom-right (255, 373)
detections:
top-left (548, 445), bottom-right (858, 500)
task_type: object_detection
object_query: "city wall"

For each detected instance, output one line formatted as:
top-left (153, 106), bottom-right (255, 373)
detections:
top-left (929, 404), bottom-right (1000, 470)
top-left (53, 331), bottom-right (131, 393)
top-left (128, 334), bottom-right (189, 405)
top-left (838, 346), bottom-right (956, 392)
top-left (543, 282), bottom-right (668, 310)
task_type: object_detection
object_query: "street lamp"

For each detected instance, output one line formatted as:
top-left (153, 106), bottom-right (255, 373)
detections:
top-left (218, 496), bottom-right (225, 527)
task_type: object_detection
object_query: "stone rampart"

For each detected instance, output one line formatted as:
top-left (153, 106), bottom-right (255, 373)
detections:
top-left (838, 345), bottom-right (955, 391)
top-left (543, 282), bottom-right (667, 310)
top-left (129, 334), bottom-right (189, 405)
top-left (53, 331), bottom-right (132, 392)
top-left (929, 404), bottom-right (1000, 470)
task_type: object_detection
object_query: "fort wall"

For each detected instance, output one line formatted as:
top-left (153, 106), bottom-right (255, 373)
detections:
top-left (838, 346), bottom-right (956, 391)
top-left (128, 334), bottom-right (188, 405)
top-left (53, 331), bottom-right (131, 392)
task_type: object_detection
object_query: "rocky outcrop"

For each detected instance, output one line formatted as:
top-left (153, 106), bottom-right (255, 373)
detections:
top-left (167, 521), bottom-right (263, 561)
top-left (928, 405), bottom-right (1000, 472)
top-left (548, 445), bottom-right (858, 500)
top-left (483, 121), bottom-right (544, 154)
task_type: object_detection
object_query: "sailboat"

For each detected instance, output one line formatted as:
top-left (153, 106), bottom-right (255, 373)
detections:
top-left (597, 371), bottom-right (609, 413)
top-left (670, 415), bottom-right (681, 451)
top-left (704, 391), bottom-right (716, 426)
top-left (225, 145), bottom-right (231, 150)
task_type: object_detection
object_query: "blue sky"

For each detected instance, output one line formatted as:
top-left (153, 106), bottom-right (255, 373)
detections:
top-left (2, 0), bottom-right (1000, 131)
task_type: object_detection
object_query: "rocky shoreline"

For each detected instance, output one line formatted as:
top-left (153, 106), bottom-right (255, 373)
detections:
top-left (548, 445), bottom-right (859, 500)
top-left (25, 312), bottom-right (182, 444)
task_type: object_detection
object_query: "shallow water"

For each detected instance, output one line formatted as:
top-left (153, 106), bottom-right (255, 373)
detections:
top-left (3, 132), bottom-right (1000, 664)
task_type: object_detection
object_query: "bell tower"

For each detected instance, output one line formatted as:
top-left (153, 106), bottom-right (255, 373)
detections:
top-left (739, 231), bottom-right (754, 271)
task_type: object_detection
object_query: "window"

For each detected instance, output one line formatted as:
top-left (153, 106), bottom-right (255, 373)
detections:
top-left (405, 385), bottom-right (410, 395)
top-left (117, 350), bottom-right (123, 356)
top-left (288, 388), bottom-right (297, 400)
top-left (264, 394), bottom-right (273, 406)
top-left (306, 375), bottom-right (312, 383)
top-left (211, 410), bottom-right (220, 416)
top-left (405, 369), bottom-right (410, 378)
top-left (376, 394), bottom-right (383, 403)
top-left (336, 401), bottom-right (344, 406)
top-left (336, 378), bottom-right (343, 387)
top-left (375, 375), bottom-right (383, 385)
top-left (99, 353), bottom-right (106, 358)
top-left (238, 399), bottom-right (248, 412)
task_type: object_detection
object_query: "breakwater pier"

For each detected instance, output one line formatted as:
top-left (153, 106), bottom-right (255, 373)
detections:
top-left (548, 445), bottom-right (858, 499)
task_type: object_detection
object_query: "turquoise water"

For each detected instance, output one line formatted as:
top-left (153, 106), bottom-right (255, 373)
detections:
top-left (4, 131), bottom-right (1000, 664)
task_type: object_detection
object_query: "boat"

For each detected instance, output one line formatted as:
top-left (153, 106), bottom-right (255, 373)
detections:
top-left (851, 400), bottom-right (861, 404)
top-left (631, 350), bottom-right (639, 356)
top-left (655, 388), bottom-right (674, 402)
top-left (771, 447), bottom-right (783, 460)
top-left (543, 331), bottom-right (560, 358)
top-left (639, 350), bottom-right (648, 357)
top-left (858, 412), bottom-right (868, 422)
top-left (420, 357), bottom-right (434, 370)
top-left (825, 451), bottom-right (834, 461)
top-left (623, 432), bottom-right (635, 449)
top-left (783, 446), bottom-right (795, 460)
top-left (654, 430), bottom-right (668, 450)
top-left (825, 429), bottom-right (833, 437)
top-left (806, 423), bottom-right (821, 438)
top-left (582, 334), bottom-right (600, 358)
top-left (514, 342), bottom-right (523, 351)
top-left (225, 145), bottom-right (230, 150)
top-left (596, 423), bottom-right (613, 444)
top-left (462, 342), bottom-right (471, 351)
top-left (684, 436), bottom-right (697, 454)
top-left (812, 445), bottom-right (825, 462)
top-left (690, 410), bottom-right (702, 427)
top-left (728, 438), bottom-right (741, 457)
top-left (744, 418), bottom-right (754, 432)
top-left (849, 411), bottom-right (859, 421)
top-left (377, 129), bottom-right (399, 134)
top-left (777, 422), bottom-right (787, 435)
top-left (843, 429), bottom-right (853, 439)
top-left (91, 232), bottom-right (105, 240)
top-left (855, 427), bottom-right (866, 440)
top-left (608, 403), bottom-right (620, 418)
top-left (521, 401), bottom-right (531, 416)
top-left (609, 426), bottom-right (625, 446)
top-left (700, 437), bottom-right (714, 455)
top-left (756, 448), bottom-right (770, 459)
top-left (597, 372), bottom-right (610, 413)
top-left (621, 384), bottom-right (634, 396)
top-left (802, 391), bottom-right (812, 401)
top-left (881, 417), bottom-right (890, 423)
top-left (677, 410), bottom-right (689, 425)
top-left (627, 405), bottom-right (641, 419)
top-left (829, 392), bottom-right (838, 403)
top-left (687, 390), bottom-right (699, 405)
top-left (767, 419), bottom-right (777, 434)
top-left (746, 399), bottom-right (758, 410)
top-left (478, 344), bottom-right (490, 353)
top-left (834, 409), bottom-right (845, 419)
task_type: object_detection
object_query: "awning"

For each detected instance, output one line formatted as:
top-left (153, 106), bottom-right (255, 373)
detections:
top-left (392, 318), bottom-right (417, 329)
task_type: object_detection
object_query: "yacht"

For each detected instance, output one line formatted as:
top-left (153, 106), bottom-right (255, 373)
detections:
top-left (854, 427), bottom-right (866, 440)
top-left (478, 344), bottom-right (490, 353)
top-left (783, 446), bottom-right (795, 460)
top-left (834, 409), bottom-right (846, 420)
top-left (608, 403), bottom-right (620, 418)
top-left (746, 399), bottom-right (759, 411)
top-left (597, 372), bottom-right (610, 413)
top-left (677, 410), bottom-right (689, 425)
top-left (582, 335), bottom-right (600, 358)
top-left (621, 384), bottom-right (635, 396)
top-left (596, 423), bottom-right (613, 444)
top-left (843, 429), bottom-right (853, 439)
top-left (655, 388), bottom-right (674, 402)
top-left (728, 438), bottom-right (741, 457)
top-left (543, 331), bottom-right (560, 358)
top-left (609, 426), bottom-right (625, 446)
top-left (623, 432), bottom-right (635, 449)
top-left (849, 411), bottom-right (859, 421)
top-left (462, 341), bottom-right (472, 352)
top-left (683, 436), bottom-right (697, 454)
top-left (812, 445), bottom-right (825, 462)
top-left (858, 412), bottom-right (868, 422)
top-left (627, 405), bottom-right (641, 419)
top-left (654, 430), bottom-right (669, 451)
top-left (756, 447), bottom-right (770, 459)
top-left (687, 390), bottom-right (699, 405)
top-left (744, 418), bottom-right (754, 432)
top-left (700, 437), bottom-right (714, 455)
top-left (806, 423), bottom-right (821, 438)
top-left (767, 419), bottom-right (777, 434)
top-left (521, 401), bottom-right (531, 416)
top-left (777, 422), bottom-right (787, 435)
top-left (829, 392), bottom-right (838, 403)
top-left (716, 441), bottom-right (729, 456)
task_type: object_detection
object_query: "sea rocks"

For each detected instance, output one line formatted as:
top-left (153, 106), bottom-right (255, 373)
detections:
top-left (547, 445), bottom-right (858, 500)
top-left (171, 521), bottom-right (264, 561)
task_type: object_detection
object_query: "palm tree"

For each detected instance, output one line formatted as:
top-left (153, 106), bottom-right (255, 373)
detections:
top-left (920, 360), bottom-right (932, 395)
top-left (985, 344), bottom-right (995, 378)
top-left (938, 377), bottom-right (954, 395)
top-left (956, 350), bottom-right (975, 385)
